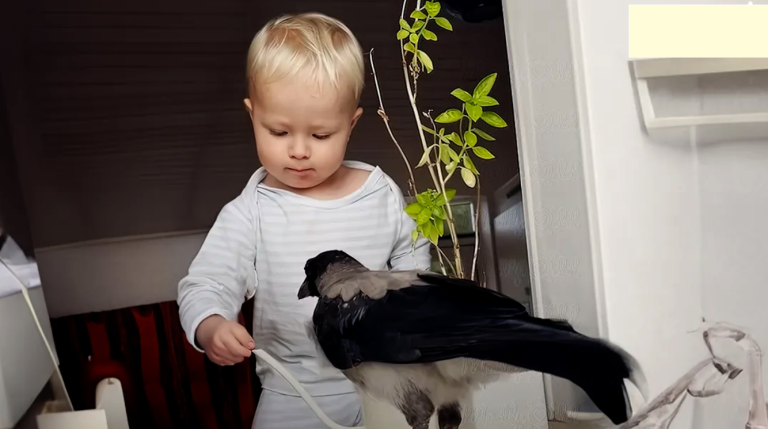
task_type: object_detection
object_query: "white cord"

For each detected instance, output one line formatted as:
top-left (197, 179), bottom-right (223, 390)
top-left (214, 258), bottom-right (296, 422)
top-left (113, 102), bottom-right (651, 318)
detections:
top-left (252, 349), bottom-right (364, 429)
top-left (0, 258), bottom-right (74, 411)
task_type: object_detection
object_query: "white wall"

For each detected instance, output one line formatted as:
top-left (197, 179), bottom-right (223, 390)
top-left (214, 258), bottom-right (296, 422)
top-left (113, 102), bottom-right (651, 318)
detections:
top-left (508, 0), bottom-right (768, 428)
top-left (35, 231), bottom-right (206, 318)
top-left (574, 2), bottom-right (768, 429)
top-left (695, 140), bottom-right (768, 428)
top-left (575, 0), bottom-right (707, 397)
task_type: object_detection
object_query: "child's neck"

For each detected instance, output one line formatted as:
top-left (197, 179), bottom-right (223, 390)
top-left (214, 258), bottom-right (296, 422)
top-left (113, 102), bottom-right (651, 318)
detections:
top-left (264, 165), bottom-right (369, 200)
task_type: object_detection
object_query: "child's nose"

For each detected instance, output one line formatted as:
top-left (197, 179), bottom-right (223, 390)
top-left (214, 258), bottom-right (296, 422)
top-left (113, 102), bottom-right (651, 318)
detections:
top-left (288, 139), bottom-right (310, 159)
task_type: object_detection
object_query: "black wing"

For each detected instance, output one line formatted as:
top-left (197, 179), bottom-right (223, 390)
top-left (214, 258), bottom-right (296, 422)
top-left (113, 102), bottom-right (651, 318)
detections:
top-left (312, 274), bottom-right (634, 425)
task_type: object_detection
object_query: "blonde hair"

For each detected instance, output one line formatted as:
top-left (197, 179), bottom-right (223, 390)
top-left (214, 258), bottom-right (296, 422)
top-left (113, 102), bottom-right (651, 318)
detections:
top-left (246, 13), bottom-right (365, 103)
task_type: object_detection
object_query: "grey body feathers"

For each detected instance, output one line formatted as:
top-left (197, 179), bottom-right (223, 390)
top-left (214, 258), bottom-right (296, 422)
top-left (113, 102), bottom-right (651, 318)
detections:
top-left (344, 359), bottom-right (529, 428)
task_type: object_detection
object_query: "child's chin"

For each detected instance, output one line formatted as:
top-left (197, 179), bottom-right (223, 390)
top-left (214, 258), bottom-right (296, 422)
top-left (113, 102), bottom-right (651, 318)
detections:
top-left (282, 176), bottom-right (321, 190)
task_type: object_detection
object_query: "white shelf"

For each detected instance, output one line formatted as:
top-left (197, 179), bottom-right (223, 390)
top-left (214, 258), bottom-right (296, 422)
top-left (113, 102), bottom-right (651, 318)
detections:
top-left (633, 58), bottom-right (768, 79)
top-left (630, 58), bottom-right (768, 145)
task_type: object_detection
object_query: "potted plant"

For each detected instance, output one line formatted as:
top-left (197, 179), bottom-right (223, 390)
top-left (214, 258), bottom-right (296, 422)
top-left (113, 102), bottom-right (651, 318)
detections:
top-left (370, 0), bottom-right (508, 284)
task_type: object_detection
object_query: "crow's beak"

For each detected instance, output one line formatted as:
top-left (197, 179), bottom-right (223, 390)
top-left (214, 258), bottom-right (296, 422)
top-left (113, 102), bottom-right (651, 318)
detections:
top-left (298, 279), bottom-right (311, 300)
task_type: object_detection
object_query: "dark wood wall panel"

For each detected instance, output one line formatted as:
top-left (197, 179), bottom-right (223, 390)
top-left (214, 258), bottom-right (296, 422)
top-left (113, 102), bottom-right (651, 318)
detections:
top-left (7, 0), bottom-right (518, 247)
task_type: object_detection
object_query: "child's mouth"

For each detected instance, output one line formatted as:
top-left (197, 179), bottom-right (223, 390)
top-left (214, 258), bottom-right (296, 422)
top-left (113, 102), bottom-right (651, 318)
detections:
top-left (287, 168), bottom-right (312, 176)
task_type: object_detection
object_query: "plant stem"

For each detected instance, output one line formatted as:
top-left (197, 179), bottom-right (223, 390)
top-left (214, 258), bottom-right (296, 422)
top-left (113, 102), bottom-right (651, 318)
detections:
top-left (436, 245), bottom-right (457, 276)
top-left (400, 0), bottom-right (439, 190)
top-left (400, 0), bottom-right (464, 277)
top-left (427, 114), bottom-right (463, 278)
top-left (368, 48), bottom-right (417, 197)
top-left (471, 177), bottom-right (481, 281)
top-left (435, 248), bottom-right (447, 275)
top-left (443, 114), bottom-right (473, 185)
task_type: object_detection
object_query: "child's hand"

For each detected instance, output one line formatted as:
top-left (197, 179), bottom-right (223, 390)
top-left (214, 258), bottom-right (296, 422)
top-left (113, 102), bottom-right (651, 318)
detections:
top-left (196, 315), bottom-right (255, 365)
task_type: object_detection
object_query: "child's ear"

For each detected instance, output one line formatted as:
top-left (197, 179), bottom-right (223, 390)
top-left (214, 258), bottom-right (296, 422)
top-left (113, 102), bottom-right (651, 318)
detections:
top-left (350, 107), bottom-right (363, 129)
top-left (243, 98), bottom-right (254, 115)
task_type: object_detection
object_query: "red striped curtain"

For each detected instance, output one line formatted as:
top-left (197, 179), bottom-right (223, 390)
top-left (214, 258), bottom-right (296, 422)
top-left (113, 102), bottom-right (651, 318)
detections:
top-left (50, 299), bottom-right (260, 429)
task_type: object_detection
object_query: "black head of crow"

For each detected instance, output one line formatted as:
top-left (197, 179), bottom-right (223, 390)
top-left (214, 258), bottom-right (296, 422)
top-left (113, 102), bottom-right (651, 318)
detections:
top-left (299, 250), bottom-right (648, 429)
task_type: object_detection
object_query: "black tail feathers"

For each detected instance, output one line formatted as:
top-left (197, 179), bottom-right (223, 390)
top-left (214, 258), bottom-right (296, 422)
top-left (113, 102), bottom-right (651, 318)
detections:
top-left (491, 315), bottom-right (645, 425)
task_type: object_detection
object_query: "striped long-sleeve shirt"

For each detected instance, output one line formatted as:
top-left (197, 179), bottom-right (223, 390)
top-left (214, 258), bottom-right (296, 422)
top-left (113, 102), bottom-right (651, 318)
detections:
top-left (177, 160), bottom-right (432, 396)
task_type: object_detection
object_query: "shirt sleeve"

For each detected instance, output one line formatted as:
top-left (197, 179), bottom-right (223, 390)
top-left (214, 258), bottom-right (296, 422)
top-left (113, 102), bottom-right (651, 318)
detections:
top-left (387, 181), bottom-right (433, 271)
top-left (177, 176), bottom-right (259, 352)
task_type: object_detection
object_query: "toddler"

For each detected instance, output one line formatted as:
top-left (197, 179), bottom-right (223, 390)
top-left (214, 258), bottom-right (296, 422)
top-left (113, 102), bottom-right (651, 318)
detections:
top-left (177, 12), bottom-right (432, 429)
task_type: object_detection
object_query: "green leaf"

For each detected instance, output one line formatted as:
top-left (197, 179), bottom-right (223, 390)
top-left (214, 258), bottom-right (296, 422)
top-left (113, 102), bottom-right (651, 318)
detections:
top-left (422, 126), bottom-right (452, 145)
top-left (411, 10), bottom-right (427, 19)
top-left (416, 192), bottom-right (431, 206)
top-left (450, 88), bottom-right (473, 103)
top-left (412, 20), bottom-right (425, 31)
top-left (422, 220), bottom-right (433, 238)
top-left (405, 202), bottom-right (423, 216)
top-left (439, 144), bottom-right (451, 164)
top-left (416, 145), bottom-right (436, 168)
top-left (397, 29), bottom-right (409, 40)
top-left (422, 29), bottom-right (437, 41)
top-left (425, 1), bottom-right (441, 17)
top-left (429, 222), bottom-right (439, 244)
top-left (435, 109), bottom-right (463, 123)
top-left (435, 217), bottom-right (445, 236)
top-left (411, 229), bottom-right (419, 242)
top-left (435, 189), bottom-right (456, 206)
top-left (445, 188), bottom-right (457, 201)
top-left (466, 103), bottom-right (483, 121)
top-left (473, 128), bottom-right (496, 141)
top-left (416, 50), bottom-right (434, 73)
top-left (473, 73), bottom-right (497, 98)
top-left (399, 19), bottom-right (411, 30)
top-left (409, 33), bottom-right (419, 45)
top-left (432, 206), bottom-right (445, 219)
top-left (434, 17), bottom-right (453, 31)
top-left (476, 95), bottom-right (499, 107)
top-left (472, 146), bottom-right (495, 160)
top-left (418, 207), bottom-right (432, 225)
top-left (480, 111), bottom-right (508, 128)
top-left (446, 145), bottom-right (460, 161)
top-left (463, 155), bottom-right (479, 175)
top-left (447, 132), bottom-right (463, 146)
top-left (404, 42), bottom-right (416, 53)
top-left (461, 168), bottom-right (477, 188)
top-left (446, 160), bottom-right (458, 174)
top-left (416, 151), bottom-right (430, 168)
top-left (464, 131), bottom-right (478, 147)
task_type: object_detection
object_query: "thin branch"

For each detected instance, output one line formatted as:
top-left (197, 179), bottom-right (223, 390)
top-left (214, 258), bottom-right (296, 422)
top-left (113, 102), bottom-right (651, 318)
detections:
top-left (426, 112), bottom-right (464, 278)
top-left (436, 246), bottom-right (457, 276)
top-left (471, 177), bottom-right (481, 281)
top-left (400, 0), bottom-right (440, 192)
top-left (400, 0), bottom-right (463, 278)
top-left (435, 248), bottom-right (447, 275)
top-left (369, 48), bottom-right (417, 196)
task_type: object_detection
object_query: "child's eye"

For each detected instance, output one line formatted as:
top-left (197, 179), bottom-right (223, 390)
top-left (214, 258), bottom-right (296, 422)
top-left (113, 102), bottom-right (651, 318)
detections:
top-left (269, 130), bottom-right (287, 137)
top-left (313, 134), bottom-right (330, 140)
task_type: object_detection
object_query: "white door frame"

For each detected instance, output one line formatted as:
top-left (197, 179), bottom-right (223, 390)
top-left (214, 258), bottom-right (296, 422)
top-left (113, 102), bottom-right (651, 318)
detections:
top-left (501, 0), bottom-right (610, 422)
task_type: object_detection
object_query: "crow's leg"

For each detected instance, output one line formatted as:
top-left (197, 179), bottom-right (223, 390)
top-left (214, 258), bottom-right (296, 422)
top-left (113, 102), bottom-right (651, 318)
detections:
top-left (437, 402), bottom-right (462, 429)
top-left (398, 386), bottom-right (435, 429)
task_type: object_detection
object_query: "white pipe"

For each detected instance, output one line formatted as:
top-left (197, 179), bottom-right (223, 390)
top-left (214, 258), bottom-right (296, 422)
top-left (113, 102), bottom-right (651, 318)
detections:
top-left (252, 349), bottom-right (365, 429)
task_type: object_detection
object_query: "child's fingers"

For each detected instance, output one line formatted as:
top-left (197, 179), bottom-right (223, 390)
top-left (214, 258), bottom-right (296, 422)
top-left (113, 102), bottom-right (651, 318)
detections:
top-left (223, 333), bottom-right (253, 358)
top-left (233, 326), bottom-right (256, 351)
top-left (207, 349), bottom-right (235, 366)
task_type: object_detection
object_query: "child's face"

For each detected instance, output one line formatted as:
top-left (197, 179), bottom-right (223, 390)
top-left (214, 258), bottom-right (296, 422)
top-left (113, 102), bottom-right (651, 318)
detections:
top-left (245, 77), bottom-right (363, 191)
